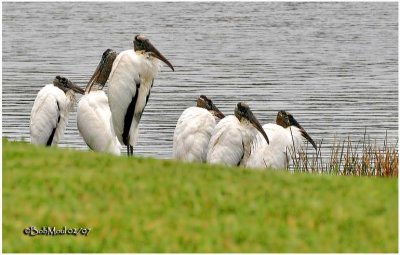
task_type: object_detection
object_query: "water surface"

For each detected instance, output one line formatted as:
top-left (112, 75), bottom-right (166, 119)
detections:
top-left (2, 2), bottom-right (398, 159)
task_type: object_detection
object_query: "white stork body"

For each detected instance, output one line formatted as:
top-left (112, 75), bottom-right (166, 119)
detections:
top-left (206, 115), bottom-right (260, 166)
top-left (245, 124), bottom-right (304, 169)
top-left (173, 107), bottom-right (218, 162)
top-left (77, 91), bottom-right (121, 155)
top-left (107, 49), bottom-right (160, 151)
top-left (30, 84), bottom-right (75, 146)
top-left (246, 110), bottom-right (317, 170)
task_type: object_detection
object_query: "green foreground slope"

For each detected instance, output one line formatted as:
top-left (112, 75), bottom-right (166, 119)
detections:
top-left (2, 139), bottom-right (398, 252)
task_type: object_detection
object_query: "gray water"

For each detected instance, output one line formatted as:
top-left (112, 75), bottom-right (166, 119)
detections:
top-left (2, 2), bottom-right (398, 159)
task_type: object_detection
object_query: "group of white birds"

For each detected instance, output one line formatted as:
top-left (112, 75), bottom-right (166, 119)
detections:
top-left (30, 34), bottom-right (317, 170)
top-left (173, 95), bottom-right (317, 169)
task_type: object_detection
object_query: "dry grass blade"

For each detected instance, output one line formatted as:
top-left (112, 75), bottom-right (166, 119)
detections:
top-left (287, 131), bottom-right (398, 177)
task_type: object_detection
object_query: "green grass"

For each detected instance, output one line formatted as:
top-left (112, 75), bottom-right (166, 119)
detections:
top-left (2, 139), bottom-right (398, 252)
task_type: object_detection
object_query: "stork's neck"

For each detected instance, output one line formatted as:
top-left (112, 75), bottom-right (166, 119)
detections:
top-left (136, 51), bottom-right (162, 82)
top-left (64, 89), bottom-right (76, 111)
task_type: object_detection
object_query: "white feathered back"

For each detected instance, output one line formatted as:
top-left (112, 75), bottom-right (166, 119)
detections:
top-left (246, 124), bottom-right (304, 169)
top-left (173, 107), bottom-right (217, 162)
top-left (206, 116), bottom-right (245, 166)
top-left (77, 91), bottom-right (121, 155)
top-left (30, 84), bottom-right (74, 146)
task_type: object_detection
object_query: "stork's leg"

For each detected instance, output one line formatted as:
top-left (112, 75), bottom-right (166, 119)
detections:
top-left (127, 144), bottom-right (133, 156)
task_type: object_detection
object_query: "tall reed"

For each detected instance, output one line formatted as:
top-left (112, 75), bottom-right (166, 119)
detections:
top-left (288, 131), bottom-right (398, 177)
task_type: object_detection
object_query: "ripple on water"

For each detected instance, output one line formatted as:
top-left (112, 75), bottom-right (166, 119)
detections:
top-left (2, 2), bottom-right (398, 160)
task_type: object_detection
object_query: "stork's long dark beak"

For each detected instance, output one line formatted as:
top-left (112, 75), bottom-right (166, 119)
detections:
top-left (69, 82), bottom-right (85, 95)
top-left (289, 115), bottom-right (317, 150)
top-left (212, 106), bottom-right (225, 119)
top-left (147, 41), bottom-right (174, 72)
top-left (248, 112), bottom-right (269, 144)
top-left (86, 66), bottom-right (101, 93)
top-left (86, 49), bottom-right (117, 93)
top-left (135, 35), bottom-right (174, 72)
top-left (198, 94), bottom-right (225, 119)
top-left (214, 110), bottom-right (225, 119)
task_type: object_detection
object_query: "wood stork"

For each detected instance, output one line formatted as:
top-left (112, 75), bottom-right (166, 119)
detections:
top-left (206, 102), bottom-right (269, 166)
top-left (77, 49), bottom-right (121, 155)
top-left (30, 75), bottom-right (84, 146)
top-left (107, 34), bottom-right (174, 156)
top-left (245, 110), bottom-right (317, 170)
top-left (172, 95), bottom-right (225, 163)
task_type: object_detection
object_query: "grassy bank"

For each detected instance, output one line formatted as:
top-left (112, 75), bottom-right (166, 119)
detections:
top-left (2, 139), bottom-right (398, 252)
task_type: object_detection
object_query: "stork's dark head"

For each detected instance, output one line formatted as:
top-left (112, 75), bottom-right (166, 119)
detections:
top-left (276, 110), bottom-right (291, 128)
top-left (133, 34), bottom-right (174, 71)
top-left (276, 110), bottom-right (317, 150)
top-left (196, 95), bottom-right (225, 119)
top-left (235, 102), bottom-right (269, 144)
top-left (53, 75), bottom-right (84, 94)
top-left (86, 49), bottom-right (117, 93)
